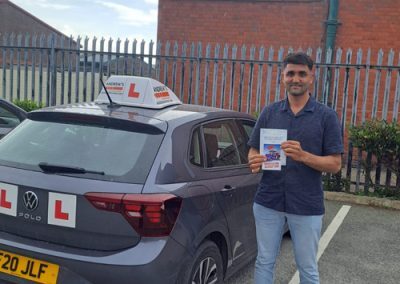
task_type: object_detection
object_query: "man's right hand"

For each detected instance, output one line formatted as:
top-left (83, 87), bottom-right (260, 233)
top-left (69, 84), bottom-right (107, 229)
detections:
top-left (248, 147), bottom-right (266, 173)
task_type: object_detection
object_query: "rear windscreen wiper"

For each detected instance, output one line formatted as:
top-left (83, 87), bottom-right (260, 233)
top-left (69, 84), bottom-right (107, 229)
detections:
top-left (38, 162), bottom-right (105, 175)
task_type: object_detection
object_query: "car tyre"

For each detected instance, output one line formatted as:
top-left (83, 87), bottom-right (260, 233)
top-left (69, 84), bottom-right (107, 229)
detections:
top-left (178, 240), bottom-right (223, 284)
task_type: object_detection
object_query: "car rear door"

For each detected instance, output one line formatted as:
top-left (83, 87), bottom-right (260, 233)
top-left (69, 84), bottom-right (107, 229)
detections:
top-left (199, 119), bottom-right (259, 268)
top-left (0, 99), bottom-right (26, 138)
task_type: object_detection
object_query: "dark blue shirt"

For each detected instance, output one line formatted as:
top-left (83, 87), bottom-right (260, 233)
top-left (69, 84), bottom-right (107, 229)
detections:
top-left (248, 96), bottom-right (343, 215)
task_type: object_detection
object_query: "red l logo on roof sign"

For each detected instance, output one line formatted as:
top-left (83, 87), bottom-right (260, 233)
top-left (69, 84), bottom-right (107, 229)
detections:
top-left (128, 83), bottom-right (140, 98)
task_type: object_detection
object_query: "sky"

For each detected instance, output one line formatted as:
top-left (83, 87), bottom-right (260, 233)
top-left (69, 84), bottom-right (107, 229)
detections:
top-left (9, 0), bottom-right (158, 49)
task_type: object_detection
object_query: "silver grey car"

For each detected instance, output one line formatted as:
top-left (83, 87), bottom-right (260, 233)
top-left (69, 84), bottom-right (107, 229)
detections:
top-left (0, 76), bottom-right (259, 284)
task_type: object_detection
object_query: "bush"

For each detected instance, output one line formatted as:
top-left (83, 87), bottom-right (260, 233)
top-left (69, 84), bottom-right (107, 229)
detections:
top-left (12, 100), bottom-right (44, 112)
top-left (349, 120), bottom-right (400, 182)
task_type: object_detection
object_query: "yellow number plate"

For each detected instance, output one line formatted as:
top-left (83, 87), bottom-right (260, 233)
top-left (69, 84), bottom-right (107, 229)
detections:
top-left (0, 250), bottom-right (59, 284)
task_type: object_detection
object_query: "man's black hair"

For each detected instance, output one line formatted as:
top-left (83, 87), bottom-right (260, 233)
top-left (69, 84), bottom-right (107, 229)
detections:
top-left (283, 52), bottom-right (313, 70)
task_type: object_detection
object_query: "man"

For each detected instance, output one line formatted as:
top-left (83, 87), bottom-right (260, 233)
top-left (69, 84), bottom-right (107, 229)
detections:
top-left (247, 52), bottom-right (343, 284)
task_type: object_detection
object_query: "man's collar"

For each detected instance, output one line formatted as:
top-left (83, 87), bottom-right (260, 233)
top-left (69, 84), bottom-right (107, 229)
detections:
top-left (280, 94), bottom-right (316, 113)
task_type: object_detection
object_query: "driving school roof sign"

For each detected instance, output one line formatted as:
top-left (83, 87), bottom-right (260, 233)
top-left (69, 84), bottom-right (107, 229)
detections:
top-left (96, 76), bottom-right (182, 109)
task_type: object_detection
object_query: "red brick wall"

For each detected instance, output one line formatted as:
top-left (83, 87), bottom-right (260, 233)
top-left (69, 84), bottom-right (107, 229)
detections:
top-left (158, 0), bottom-right (400, 55)
top-left (336, 0), bottom-right (400, 54)
top-left (158, 0), bottom-right (327, 49)
top-left (157, 0), bottom-right (329, 111)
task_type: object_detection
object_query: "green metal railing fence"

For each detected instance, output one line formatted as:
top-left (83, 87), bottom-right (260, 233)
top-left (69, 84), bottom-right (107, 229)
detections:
top-left (1, 33), bottom-right (399, 193)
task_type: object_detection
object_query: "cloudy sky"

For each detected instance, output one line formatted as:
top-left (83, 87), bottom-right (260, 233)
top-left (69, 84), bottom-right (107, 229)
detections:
top-left (9, 0), bottom-right (158, 46)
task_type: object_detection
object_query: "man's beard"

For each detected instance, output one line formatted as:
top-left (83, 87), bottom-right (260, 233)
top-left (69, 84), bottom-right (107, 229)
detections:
top-left (286, 83), bottom-right (309, 96)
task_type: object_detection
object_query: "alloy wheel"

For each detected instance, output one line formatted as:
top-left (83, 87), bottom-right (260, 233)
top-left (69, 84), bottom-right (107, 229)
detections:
top-left (191, 256), bottom-right (218, 284)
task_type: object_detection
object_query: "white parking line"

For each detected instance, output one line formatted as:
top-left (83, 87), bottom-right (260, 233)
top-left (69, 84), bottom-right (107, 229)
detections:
top-left (288, 205), bottom-right (352, 284)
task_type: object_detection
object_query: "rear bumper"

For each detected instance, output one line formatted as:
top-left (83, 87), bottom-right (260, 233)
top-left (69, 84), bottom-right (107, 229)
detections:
top-left (0, 236), bottom-right (190, 284)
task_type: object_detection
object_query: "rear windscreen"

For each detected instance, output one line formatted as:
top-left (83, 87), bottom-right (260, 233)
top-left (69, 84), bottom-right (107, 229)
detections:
top-left (0, 118), bottom-right (164, 183)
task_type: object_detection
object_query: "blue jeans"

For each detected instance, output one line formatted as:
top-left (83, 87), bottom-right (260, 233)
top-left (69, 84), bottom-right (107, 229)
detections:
top-left (253, 203), bottom-right (323, 284)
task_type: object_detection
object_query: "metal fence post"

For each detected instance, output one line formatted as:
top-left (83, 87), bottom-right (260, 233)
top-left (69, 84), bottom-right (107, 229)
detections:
top-left (50, 34), bottom-right (57, 106)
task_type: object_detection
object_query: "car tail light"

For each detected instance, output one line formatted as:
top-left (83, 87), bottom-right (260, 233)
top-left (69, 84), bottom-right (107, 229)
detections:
top-left (85, 193), bottom-right (182, 237)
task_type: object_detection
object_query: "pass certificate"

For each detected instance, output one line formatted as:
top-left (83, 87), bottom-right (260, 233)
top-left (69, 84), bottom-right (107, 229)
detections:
top-left (260, 128), bottom-right (287, 171)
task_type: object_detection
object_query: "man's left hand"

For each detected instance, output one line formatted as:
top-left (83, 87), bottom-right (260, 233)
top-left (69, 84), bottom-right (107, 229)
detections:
top-left (281, 140), bottom-right (309, 163)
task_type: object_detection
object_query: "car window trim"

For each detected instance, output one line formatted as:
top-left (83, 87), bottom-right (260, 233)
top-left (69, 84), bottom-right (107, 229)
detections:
top-left (234, 118), bottom-right (256, 164)
top-left (0, 99), bottom-right (27, 122)
top-left (235, 118), bottom-right (256, 140)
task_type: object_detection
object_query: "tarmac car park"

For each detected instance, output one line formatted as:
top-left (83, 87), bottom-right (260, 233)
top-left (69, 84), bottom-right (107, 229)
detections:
top-left (0, 76), bottom-right (260, 284)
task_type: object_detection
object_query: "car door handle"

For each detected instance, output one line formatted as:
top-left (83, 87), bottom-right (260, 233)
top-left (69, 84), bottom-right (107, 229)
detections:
top-left (221, 185), bottom-right (236, 192)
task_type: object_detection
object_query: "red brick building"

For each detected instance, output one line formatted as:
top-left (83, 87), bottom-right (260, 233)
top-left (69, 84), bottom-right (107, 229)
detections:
top-left (157, 0), bottom-right (400, 124)
top-left (158, 0), bottom-right (400, 54)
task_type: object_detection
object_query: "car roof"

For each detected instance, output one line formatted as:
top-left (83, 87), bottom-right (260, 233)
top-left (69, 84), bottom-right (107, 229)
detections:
top-left (29, 75), bottom-right (255, 126)
top-left (32, 102), bottom-right (255, 126)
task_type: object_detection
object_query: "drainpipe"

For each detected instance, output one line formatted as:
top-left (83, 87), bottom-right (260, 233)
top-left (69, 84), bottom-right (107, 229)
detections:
top-left (324, 0), bottom-right (341, 186)
top-left (323, 0), bottom-right (340, 106)
top-left (325, 0), bottom-right (340, 55)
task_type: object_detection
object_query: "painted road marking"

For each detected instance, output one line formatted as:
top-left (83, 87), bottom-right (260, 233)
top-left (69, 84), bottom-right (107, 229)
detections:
top-left (288, 205), bottom-right (352, 284)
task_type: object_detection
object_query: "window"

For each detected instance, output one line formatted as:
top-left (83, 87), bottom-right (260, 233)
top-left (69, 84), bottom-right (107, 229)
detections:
top-left (203, 121), bottom-right (240, 168)
top-left (0, 118), bottom-right (164, 183)
top-left (189, 120), bottom-right (253, 168)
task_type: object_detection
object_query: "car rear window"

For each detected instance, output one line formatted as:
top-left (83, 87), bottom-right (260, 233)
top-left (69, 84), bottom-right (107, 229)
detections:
top-left (0, 117), bottom-right (164, 183)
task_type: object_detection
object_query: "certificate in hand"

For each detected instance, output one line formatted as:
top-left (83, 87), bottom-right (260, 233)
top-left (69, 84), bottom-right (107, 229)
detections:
top-left (260, 128), bottom-right (287, 171)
